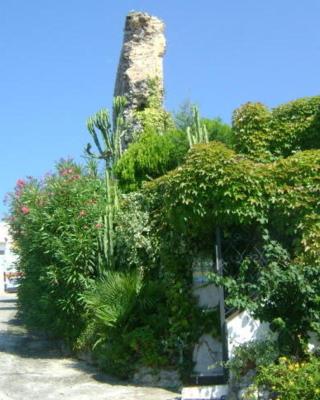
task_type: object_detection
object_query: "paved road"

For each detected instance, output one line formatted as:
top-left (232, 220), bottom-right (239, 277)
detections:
top-left (0, 295), bottom-right (179, 400)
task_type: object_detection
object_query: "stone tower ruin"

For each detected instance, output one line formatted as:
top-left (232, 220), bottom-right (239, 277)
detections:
top-left (114, 12), bottom-right (166, 147)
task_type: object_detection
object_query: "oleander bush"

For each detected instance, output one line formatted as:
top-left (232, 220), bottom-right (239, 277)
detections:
top-left (9, 160), bottom-right (106, 342)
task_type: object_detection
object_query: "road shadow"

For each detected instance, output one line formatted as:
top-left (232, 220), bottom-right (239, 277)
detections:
top-left (0, 298), bottom-right (17, 303)
top-left (0, 301), bottom-right (180, 398)
top-left (0, 300), bottom-right (66, 359)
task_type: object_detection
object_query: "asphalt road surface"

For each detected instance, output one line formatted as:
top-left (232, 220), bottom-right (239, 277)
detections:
top-left (0, 294), bottom-right (178, 400)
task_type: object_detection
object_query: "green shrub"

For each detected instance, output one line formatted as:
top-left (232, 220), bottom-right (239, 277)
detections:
top-left (114, 192), bottom-right (159, 271)
top-left (9, 160), bottom-right (105, 343)
top-left (174, 101), bottom-right (234, 147)
top-left (232, 102), bottom-right (271, 160)
top-left (83, 270), bottom-right (143, 336)
top-left (255, 356), bottom-right (320, 400)
top-left (145, 142), bottom-right (320, 356)
top-left (233, 96), bottom-right (320, 160)
top-left (81, 268), bottom-right (173, 377)
top-left (115, 129), bottom-right (189, 191)
top-left (227, 339), bottom-right (279, 382)
top-left (146, 142), bottom-right (320, 251)
top-left (211, 237), bottom-right (320, 356)
top-left (203, 117), bottom-right (234, 147)
top-left (146, 141), bottom-right (270, 230)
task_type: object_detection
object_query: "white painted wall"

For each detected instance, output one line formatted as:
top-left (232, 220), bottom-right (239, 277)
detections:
top-left (192, 256), bottom-right (224, 377)
top-left (191, 254), bottom-right (272, 377)
top-left (308, 331), bottom-right (320, 353)
top-left (0, 222), bottom-right (18, 292)
top-left (227, 310), bottom-right (271, 358)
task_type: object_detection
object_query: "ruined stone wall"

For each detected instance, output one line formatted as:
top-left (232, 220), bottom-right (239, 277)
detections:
top-left (114, 12), bottom-right (166, 147)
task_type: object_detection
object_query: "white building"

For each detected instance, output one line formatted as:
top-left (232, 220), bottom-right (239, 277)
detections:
top-left (0, 221), bottom-right (18, 293)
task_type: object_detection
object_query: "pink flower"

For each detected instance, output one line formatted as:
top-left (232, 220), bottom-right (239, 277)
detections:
top-left (21, 206), bottom-right (30, 215)
top-left (16, 179), bottom-right (26, 189)
top-left (60, 169), bottom-right (69, 176)
top-left (95, 223), bottom-right (103, 229)
top-left (60, 167), bottom-right (73, 176)
top-left (79, 210), bottom-right (86, 217)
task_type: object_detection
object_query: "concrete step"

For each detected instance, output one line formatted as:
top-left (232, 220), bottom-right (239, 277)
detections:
top-left (181, 385), bottom-right (228, 400)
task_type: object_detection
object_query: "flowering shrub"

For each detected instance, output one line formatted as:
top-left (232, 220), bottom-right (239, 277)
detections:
top-left (254, 356), bottom-right (320, 400)
top-left (9, 160), bottom-right (106, 343)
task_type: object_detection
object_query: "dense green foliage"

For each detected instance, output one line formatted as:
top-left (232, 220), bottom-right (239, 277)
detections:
top-left (254, 356), bottom-right (320, 400)
top-left (233, 96), bottom-right (320, 161)
top-left (9, 161), bottom-right (105, 342)
top-left (226, 339), bottom-right (279, 382)
top-left (203, 117), bottom-right (234, 146)
top-left (174, 101), bottom-right (234, 147)
top-left (145, 141), bottom-right (320, 355)
top-left (115, 130), bottom-right (189, 191)
top-left (9, 93), bottom-right (320, 390)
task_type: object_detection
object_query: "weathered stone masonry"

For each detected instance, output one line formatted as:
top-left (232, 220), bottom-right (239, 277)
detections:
top-left (114, 12), bottom-right (166, 147)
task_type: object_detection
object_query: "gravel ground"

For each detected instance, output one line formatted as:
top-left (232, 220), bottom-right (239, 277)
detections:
top-left (0, 294), bottom-right (179, 400)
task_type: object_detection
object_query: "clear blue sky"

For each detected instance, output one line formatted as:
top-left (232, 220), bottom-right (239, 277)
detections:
top-left (1, 0), bottom-right (320, 217)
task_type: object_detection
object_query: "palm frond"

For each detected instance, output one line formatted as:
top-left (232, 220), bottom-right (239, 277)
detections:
top-left (84, 270), bottom-right (143, 330)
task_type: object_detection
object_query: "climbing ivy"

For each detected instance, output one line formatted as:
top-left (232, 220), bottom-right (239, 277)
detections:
top-left (144, 135), bottom-right (320, 357)
top-left (233, 96), bottom-right (320, 161)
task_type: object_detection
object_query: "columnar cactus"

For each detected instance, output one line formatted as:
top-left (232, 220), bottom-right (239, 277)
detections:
top-left (186, 106), bottom-right (209, 147)
top-left (86, 97), bottom-right (125, 275)
top-left (86, 96), bottom-right (127, 170)
top-left (96, 169), bottom-right (119, 275)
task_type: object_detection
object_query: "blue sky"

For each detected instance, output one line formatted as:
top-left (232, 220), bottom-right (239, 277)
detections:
top-left (1, 0), bottom-right (320, 217)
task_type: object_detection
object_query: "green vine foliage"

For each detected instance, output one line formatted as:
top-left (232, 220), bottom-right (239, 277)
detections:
top-left (146, 142), bottom-right (270, 230)
top-left (145, 134), bottom-right (320, 356)
top-left (146, 142), bottom-right (320, 244)
top-left (233, 96), bottom-right (320, 161)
